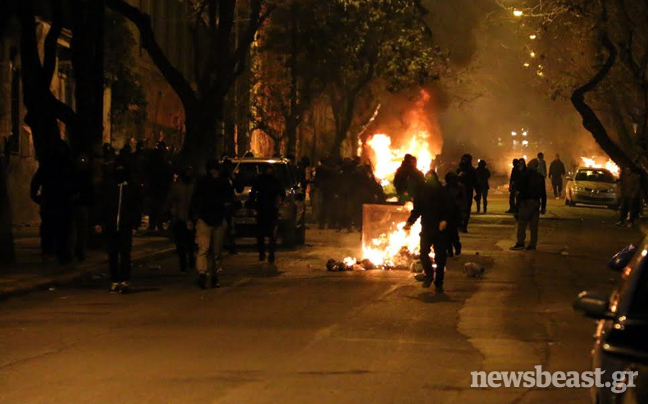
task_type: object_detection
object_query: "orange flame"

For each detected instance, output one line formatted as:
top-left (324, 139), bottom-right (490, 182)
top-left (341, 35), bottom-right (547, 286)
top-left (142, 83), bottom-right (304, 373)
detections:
top-left (581, 156), bottom-right (620, 176)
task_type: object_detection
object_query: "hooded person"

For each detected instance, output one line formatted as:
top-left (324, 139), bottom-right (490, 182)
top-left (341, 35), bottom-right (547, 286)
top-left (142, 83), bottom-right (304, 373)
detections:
top-left (444, 171), bottom-right (465, 257)
top-left (457, 154), bottom-right (477, 231)
top-left (168, 166), bottom-right (196, 273)
top-left (475, 160), bottom-right (491, 213)
top-left (249, 164), bottom-right (286, 264)
top-left (394, 154), bottom-right (425, 203)
top-left (510, 158), bottom-right (546, 251)
top-left (191, 159), bottom-right (234, 288)
top-left (95, 157), bottom-right (142, 293)
top-left (404, 168), bottom-right (451, 292)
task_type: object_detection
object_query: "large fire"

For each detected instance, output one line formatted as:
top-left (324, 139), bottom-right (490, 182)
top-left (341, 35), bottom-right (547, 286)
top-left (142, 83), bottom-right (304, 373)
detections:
top-left (581, 157), bottom-right (620, 177)
top-left (340, 89), bottom-right (441, 270)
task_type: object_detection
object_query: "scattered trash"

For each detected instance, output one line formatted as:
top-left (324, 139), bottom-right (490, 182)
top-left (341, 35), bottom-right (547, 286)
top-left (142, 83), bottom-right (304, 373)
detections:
top-left (463, 262), bottom-right (485, 278)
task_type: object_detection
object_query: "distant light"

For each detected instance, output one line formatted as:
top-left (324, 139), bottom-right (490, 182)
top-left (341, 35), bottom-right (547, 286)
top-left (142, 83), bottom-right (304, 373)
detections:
top-left (530, 51), bottom-right (536, 58)
top-left (522, 140), bottom-right (529, 146)
top-left (523, 63), bottom-right (530, 67)
top-left (529, 34), bottom-right (537, 40)
top-left (642, 249), bottom-right (647, 257)
top-left (511, 131), bottom-right (517, 136)
top-left (523, 132), bottom-right (527, 136)
top-left (513, 9), bottom-right (523, 17)
top-left (523, 155), bottom-right (527, 160)
top-left (537, 70), bottom-right (544, 77)
top-left (538, 64), bottom-right (544, 69)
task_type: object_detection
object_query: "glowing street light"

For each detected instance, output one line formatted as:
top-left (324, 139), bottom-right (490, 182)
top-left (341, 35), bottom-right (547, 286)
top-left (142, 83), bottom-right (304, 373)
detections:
top-left (522, 131), bottom-right (528, 136)
top-left (529, 34), bottom-right (537, 40)
top-left (511, 131), bottom-right (517, 136)
top-left (523, 63), bottom-right (530, 67)
top-left (530, 51), bottom-right (536, 58)
top-left (513, 9), bottom-right (523, 17)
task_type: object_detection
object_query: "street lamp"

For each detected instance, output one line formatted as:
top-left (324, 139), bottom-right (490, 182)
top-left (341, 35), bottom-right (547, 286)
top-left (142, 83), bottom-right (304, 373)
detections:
top-left (513, 9), bottom-right (523, 17)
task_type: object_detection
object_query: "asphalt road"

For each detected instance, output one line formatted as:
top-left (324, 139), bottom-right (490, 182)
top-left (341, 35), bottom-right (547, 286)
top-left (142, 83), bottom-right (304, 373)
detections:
top-left (0, 196), bottom-right (642, 404)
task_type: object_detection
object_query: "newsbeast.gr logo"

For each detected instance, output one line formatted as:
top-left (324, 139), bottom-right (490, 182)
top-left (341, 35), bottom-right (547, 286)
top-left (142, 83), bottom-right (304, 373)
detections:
top-left (471, 366), bottom-right (639, 394)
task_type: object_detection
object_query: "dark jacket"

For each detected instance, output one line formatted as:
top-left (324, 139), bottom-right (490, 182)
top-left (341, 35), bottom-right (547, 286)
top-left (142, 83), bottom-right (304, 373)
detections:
top-left (517, 169), bottom-right (547, 210)
top-left (457, 162), bottom-right (477, 197)
top-left (167, 180), bottom-right (194, 222)
top-left (97, 179), bottom-right (142, 230)
top-left (445, 183), bottom-right (467, 225)
top-left (548, 160), bottom-right (566, 180)
top-left (191, 175), bottom-right (234, 226)
top-left (407, 183), bottom-right (451, 234)
top-left (394, 164), bottom-right (425, 200)
top-left (476, 166), bottom-right (490, 191)
top-left (249, 173), bottom-right (286, 217)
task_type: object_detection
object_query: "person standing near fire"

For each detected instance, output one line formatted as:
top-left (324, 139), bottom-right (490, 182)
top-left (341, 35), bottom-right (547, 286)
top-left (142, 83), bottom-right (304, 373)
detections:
top-left (548, 154), bottom-right (566, 198)
top-left (474, 160), bottom-right (490, 214)
top-left (249, 164), bottom-right (286, 265)
top-left (394, 154), bottom-right (425, 203)
top-left (443, 171), bottom-right (464, 257)
top-left (404, 171), bottom-right (450, 292)
top-left (457, 154), bottom-right (477, 232)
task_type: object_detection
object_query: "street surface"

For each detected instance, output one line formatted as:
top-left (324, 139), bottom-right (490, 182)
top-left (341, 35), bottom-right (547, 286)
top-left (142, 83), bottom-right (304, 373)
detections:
top-left (0, 195), bottom-right (641, 404)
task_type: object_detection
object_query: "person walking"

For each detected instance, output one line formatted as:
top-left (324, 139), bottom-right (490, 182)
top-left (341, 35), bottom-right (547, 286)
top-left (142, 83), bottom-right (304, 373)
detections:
top-left (249, 164), bottom-right (286, 265)
top-left (617, 167), bottom-right (642, 227)
top-left (95, 158), bottom-right (142, 293)
top-left (548, 154), bottom-right (566, 198)
top-left (168, 166), bottom-right (196, 273)
top-left (191, 160), bottom-right (234, 289)
top-left (475, 160), bottom-right (491, 213)
top-left (457, 154), bottom-right (477, 232)
top-left (444, 171), bottom-right (465, 257)
top-left (510, 159), bottom-right (546, 251)
top-left (404, 171), bottom-right (451, 292)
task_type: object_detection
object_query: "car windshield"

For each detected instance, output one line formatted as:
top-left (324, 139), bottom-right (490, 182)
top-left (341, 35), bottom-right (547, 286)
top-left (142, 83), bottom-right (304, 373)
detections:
top-left (575, 169), bottom-right (615, 183)
top-left (232, 162), bottom-right (292, 188)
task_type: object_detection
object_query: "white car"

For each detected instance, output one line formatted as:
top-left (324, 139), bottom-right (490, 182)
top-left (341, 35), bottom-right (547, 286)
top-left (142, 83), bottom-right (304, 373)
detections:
top-left (565, 168), bottom-right (619, 209)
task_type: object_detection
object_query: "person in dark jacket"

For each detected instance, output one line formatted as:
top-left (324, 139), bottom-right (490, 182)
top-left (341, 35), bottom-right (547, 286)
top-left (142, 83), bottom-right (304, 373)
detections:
top-left (191, 160), bottom-right (234, 288)
top-left (315, 157), bottom-right (338, 229)
top-left (506, 159), bottom-right (520, 213)
top-left (94, 158), bottom-right (142, 293)
top-left (617, 167), bottom-right (642, 227)
top-left (394, 154), bottom-right (425, 202)
top-left (510, 159), bottom-right (546, 251)
top-left (168, 166), bottom-right (195, 273)
top-left (249, 164), bottom-right (286, 265)
top-left (475, 160), bottom-right (491, 213)
top-left (457, 154), bottom-right (477, 232)
top-left (548, 154), bottom-right (566, 198)
top-left (404, 172), bottom-right (451, 292)
top-left (444, 171), bottom-right (465, 257)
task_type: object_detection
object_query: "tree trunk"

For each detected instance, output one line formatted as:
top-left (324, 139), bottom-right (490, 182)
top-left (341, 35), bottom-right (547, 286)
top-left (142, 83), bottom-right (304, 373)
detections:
top-left (180, 101), bottom-right (222, 171)
top-left (71, 0), bottom-right (105, 156)
top-left (330, 96), bottom-right (355, 157)
top-left (571, 36), bottom-right (637, 171)
top-left (285, 117), bottom-right (298, 156)
top-left (0, 160), bottom-right (15, 268)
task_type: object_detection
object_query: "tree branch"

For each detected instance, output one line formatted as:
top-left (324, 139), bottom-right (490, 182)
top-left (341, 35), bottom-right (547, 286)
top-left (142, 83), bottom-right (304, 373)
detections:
top-left (106, 0), bottom-right (196, 107)
top-left (42, 0), bottom-right (63, 83)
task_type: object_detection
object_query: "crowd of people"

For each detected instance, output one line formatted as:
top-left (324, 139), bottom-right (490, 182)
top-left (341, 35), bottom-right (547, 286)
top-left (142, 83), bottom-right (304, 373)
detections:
top-left (29, 140), bottom-right (295, 293)
top-left (311, 156), bottom-right (385, 231)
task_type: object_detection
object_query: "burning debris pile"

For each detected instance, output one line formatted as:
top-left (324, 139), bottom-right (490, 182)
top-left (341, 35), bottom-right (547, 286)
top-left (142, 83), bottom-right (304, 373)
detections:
top-left (325, 90), bottom-right (442, 272)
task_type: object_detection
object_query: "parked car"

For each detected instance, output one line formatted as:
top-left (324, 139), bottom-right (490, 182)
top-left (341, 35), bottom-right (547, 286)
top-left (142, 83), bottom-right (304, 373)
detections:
top-left (565, 167), bottom-right (619, 209)
top-left (573, 240), bottom-right (648, 404)
top-left (225, 157), bottom-right (306, 248)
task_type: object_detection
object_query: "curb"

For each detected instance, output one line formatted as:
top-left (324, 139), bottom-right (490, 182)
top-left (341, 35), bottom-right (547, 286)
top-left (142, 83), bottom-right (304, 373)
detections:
top-left (0, 245), bottom-right (176, 301)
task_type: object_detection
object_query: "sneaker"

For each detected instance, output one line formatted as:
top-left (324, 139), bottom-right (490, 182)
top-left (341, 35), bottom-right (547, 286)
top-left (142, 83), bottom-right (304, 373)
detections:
top-left (510, 243), bottom-right (525, 251)
top-left (526, 245), bottom-right (536, 251)
top-left (109, 282), bottom-right (120, 294)
top-left (119, 281), bottom-right (131, 294)
top-left (455, 246), bottom-right (462, 257)
top-left (422, 275), bottom-right (433, 288)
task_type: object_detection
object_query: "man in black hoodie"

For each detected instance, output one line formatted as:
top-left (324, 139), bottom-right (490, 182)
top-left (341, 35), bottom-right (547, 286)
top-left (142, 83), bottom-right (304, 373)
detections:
top-left (457, 154), bottom-right (477, 232)
top-left (510, 158), bottom-right (546, 251)
top-left (404, 172), bottom-right (451, 292)
top-left (95, 158), bottom-right (142, 293)
top-left (191, 160), bottom-right (234, 289)
top-left (249, 164), bottom-right (286, 264)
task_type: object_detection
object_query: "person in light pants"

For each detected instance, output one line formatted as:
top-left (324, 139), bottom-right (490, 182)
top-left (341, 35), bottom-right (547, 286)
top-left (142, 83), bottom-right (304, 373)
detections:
top-left (191, 160), bottom-right (234, 289)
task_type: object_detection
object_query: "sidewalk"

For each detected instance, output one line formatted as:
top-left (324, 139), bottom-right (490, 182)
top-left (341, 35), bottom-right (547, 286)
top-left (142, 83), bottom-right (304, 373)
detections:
top-left (0, 225), bottom-right (175, 300)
